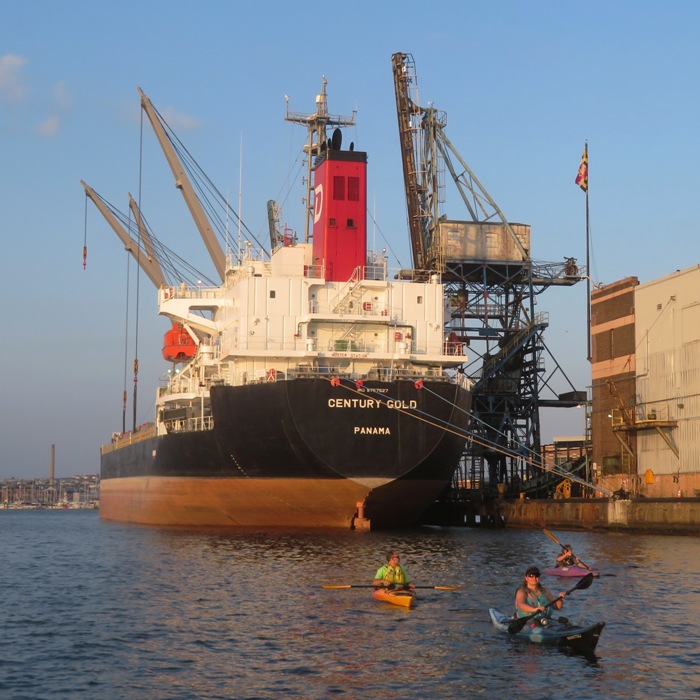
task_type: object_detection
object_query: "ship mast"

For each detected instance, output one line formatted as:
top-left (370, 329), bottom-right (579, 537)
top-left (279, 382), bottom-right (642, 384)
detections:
top-left (285, 78), bottom-right (356, 243)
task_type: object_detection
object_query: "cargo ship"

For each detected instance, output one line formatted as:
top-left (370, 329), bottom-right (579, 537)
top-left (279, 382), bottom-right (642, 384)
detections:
top-left (88, 78), bottom-right (472, 529)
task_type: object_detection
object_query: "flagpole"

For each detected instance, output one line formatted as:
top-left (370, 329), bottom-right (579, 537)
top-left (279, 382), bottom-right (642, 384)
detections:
top-left (586, 179), bottom-right (591, 362)
top-left (575, 140), bottom-right (591, 363)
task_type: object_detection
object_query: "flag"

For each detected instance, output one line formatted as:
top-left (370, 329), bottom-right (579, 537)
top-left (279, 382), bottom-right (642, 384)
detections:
top-left (575, 143), bottom-right (588, 192)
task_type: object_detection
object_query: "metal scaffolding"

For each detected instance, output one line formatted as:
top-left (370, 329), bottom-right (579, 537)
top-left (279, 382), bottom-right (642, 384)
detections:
top-left (392, 52), bottom-right (586, 496)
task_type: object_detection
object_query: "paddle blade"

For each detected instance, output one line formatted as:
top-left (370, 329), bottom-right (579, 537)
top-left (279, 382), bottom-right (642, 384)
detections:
top-left (543, 528), bottom-right (562, 546)
top-left (508, 617), bottom-right (530, 634)
top-left (321, 585), bottom-right (353, 589)
top-left (573, 572), bottom-right (595, 592)
top-left (433, 585), bottom-right (463, 591)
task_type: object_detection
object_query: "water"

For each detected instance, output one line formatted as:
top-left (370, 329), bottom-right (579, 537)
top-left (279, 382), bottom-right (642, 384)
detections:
top-left (1, 511), bottom-right (698, 699)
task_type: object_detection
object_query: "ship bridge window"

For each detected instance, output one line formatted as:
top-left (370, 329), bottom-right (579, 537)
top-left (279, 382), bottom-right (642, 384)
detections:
top-left (347, 219), bottom-right (355, 228)
top-left (417, 296), bottom-right (423, 304)
top-left (329, 217), bottom-right (337, 227)
top-left (270, 290), bottom-right (276, 299)
top-left (348, 176), bottom-right (359, 201)
top-left (333, 176), bottom-right (345, 200)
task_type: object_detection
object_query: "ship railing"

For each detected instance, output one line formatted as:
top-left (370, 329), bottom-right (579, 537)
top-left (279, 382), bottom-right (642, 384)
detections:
top-left (328, 338), bottom-right (368, 352)
top-left (303, 262), bottom-right (388, 283)
top-left (160, 375), bottom-right (214, 396)
top-left (366, 366), bottom-right (449, 381)
top-left (160, 284), bottom-right (222, 301)
top-left (233, 337), bottom-right (378, 352)
top-left (365, 251), bottom-right (389, 279)
top-left (455, 372), bottom-right (472, 390)
top-left (229, 364), bottom-right (452, 383)
top-left (230, 335), bottom-right (466, 357)
top-left (165, 415), bottom-right (214, 434)
top-left (310, 299), bottom-right (391, 316)
top-left (101, 423), bottom-right (157, 454)
top-left (443, 340), bottom-right (466, 356)
top-left (303, 264), bottom-right (325, 279)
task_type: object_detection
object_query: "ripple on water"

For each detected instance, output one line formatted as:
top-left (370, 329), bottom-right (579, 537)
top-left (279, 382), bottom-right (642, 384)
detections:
top-left (0, 512), bottom-right (698, 699)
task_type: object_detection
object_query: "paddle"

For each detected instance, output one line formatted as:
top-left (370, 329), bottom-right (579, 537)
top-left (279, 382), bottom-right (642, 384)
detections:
top-left (322, 584), bottom-right (462, 590)
top-left (543, 528), bottom-right (593, 571)
top-left (507, 572), bottom-right (594, 634)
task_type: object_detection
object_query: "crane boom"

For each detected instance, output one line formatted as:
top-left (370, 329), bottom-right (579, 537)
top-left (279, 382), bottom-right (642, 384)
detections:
top-left (435, 129), bottom-right (528, 259)
top-left (392, 52), bottom-right (530, 270)
top-left (391, 52), bottom-right (427, 271)
top-left (138, 87), bottom-right (226, 281)
top-left (81, 180), bottom-right (167, 288)
top-left (128, 193), bottom-right (165, 283)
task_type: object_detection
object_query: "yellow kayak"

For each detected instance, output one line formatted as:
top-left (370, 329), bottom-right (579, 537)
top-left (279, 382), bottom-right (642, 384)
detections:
top-left (372, 588), bottom-right (415, 608)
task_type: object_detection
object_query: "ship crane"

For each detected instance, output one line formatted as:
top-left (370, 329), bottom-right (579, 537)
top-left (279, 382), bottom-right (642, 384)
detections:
top-left (391, 52), bottom-right (587, 499)
top-left (81, 180), bottom-right (167, 289)
top-left (138, 88), bottom-right (227, 282)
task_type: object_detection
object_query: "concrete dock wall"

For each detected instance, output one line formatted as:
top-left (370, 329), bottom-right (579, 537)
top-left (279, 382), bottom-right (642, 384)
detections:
top-left (493, 498), bottom-right (700, 534)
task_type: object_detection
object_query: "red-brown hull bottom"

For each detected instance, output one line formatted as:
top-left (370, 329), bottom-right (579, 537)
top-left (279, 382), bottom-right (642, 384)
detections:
top-left (99, 476), bottom-right (451, 529)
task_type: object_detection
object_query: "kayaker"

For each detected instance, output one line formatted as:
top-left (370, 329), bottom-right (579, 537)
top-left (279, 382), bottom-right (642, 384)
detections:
top-left (556, 544), bottom-right (589, 570)
top-left (373, 551), bottom-right (415, 591)
top-left (515, 566), bottom-right (565, 619)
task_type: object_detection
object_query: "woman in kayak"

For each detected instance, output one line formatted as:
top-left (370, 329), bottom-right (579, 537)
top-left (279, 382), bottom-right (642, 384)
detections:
top-left (373, 551), bottom-right (416, 591)
top-left (556, 544), bottom-right (589, 569)
top-left (515, 566), bottom-right (565, 619)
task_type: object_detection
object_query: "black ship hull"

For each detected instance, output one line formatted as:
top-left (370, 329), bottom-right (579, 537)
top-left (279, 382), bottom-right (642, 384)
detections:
top-left (100, 378), bottom-right (471, 528)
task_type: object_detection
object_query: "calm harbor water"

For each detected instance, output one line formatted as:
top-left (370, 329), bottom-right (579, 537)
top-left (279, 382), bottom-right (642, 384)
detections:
top-left (0, 510), bottom-right (698, 699)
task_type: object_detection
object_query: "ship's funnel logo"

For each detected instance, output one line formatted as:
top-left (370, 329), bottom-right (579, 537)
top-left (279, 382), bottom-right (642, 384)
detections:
top-left (313, 184), bottom-right (324, 224)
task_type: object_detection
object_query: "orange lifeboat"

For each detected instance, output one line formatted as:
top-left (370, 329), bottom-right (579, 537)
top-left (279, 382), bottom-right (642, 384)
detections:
top-left (162, 322), bottom-right (197, 362)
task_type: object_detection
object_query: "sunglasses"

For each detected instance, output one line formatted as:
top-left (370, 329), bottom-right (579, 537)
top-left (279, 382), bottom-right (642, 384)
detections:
top-left (526, 573), bottom-right (540, 578)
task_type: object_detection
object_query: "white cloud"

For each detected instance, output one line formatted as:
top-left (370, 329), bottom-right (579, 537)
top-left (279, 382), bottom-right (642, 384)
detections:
top-left (0, 53), bottom-right (31, 104)
top-left (160, 105), bottom-right (202, 131)
top-left (52, 82), bottom-right (73, 111)
top-left (35, 83), bottom-right (73, 135)
top-left (37, 115), bottom-right (60, 136)
top-left (0, 56), bottom-right (72, 136)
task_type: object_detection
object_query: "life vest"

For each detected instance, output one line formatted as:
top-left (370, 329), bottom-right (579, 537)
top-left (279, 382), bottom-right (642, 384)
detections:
top-left (378, 564), bottom-right (407, 585)
top-left (515, 585), bottom-right (551, 619)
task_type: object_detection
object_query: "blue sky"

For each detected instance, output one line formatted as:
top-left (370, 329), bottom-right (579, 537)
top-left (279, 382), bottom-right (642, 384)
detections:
top-left (2, 1), bottom-right (699, 479)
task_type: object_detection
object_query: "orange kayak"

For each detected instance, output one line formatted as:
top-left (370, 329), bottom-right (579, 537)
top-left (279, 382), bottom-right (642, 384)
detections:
top-left (372, 588), bottom-right (415, 608)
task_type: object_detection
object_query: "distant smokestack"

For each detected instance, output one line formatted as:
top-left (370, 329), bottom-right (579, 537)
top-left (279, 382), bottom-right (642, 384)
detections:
top-left (50, 444), bottom-right (55, 489)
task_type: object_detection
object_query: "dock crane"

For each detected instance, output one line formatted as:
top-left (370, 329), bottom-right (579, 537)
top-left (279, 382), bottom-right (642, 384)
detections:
top-left (392, 54), bottom-right (431, 271)
top-left (391, 52), bottom-right (587, 495)
top-left (392, 53), bottom-right (529, 275)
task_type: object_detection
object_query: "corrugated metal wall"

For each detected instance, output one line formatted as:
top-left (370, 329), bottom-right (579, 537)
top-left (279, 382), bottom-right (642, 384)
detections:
top-left (636, 266), bottom-right (700, 475)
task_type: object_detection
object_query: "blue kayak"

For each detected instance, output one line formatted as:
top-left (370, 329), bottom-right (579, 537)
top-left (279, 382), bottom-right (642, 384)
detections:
top-left (489, 608), bottom-right (605, 654)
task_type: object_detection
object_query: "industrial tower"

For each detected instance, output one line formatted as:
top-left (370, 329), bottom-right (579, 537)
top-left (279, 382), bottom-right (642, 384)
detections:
top-left (392, 53), bottom-right (587, 495)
